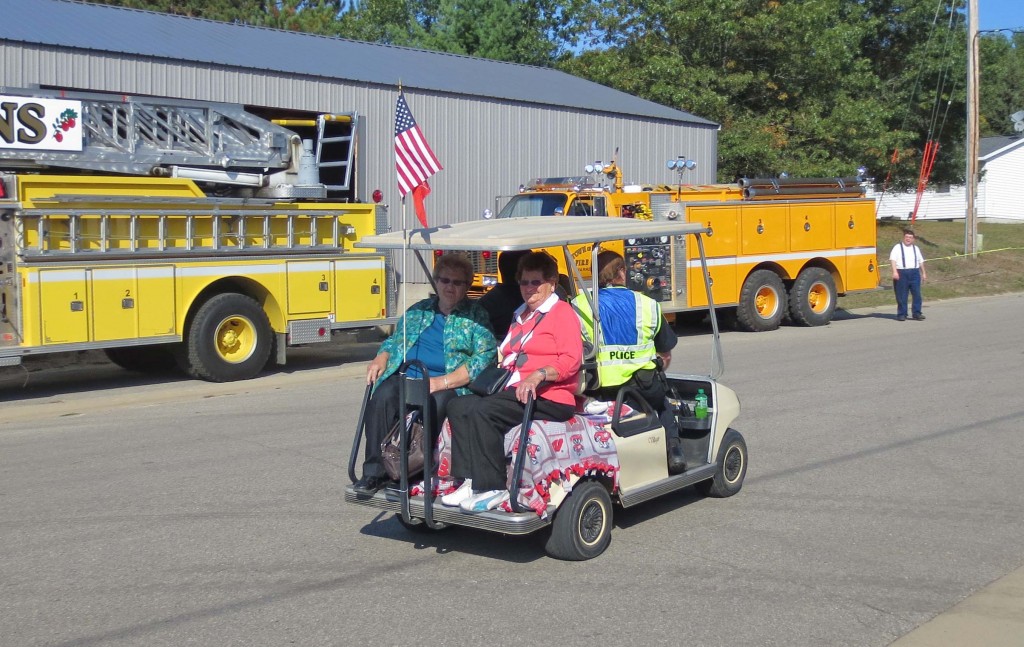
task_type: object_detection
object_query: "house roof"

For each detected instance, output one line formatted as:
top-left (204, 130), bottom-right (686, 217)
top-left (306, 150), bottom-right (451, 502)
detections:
top-left (980, 135), bottom-right (1024, 160)
top-left (0, 0), bottom-right (717, 127)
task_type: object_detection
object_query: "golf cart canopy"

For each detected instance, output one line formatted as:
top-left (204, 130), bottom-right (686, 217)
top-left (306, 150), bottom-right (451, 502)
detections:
top-left (354, 216), bottom-right (710, 252)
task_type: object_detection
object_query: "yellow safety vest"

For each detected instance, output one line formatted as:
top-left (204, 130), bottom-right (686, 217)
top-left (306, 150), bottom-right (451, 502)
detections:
top-left (572, 286), bottom-right (662, 388)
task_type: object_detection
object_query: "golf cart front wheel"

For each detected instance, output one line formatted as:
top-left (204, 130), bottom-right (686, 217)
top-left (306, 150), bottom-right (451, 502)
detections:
top-left (696, 428), bottom-right (747, 498)
top-left (545, 480), bottom-right (613, 561)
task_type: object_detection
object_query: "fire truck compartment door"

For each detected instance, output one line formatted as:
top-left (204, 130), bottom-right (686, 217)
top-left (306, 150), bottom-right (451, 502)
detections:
top-left (91, 266), bottom-right (176, 341)
top-left (740, 204), bottom-right (787, 255)
top-left (39, 269), bottom-right (89, 344)
top-left (287, 260), bottom-right (332, 315)
top-left (333, 257), bottom-right (386, 323)
top-left (835, 202), bottom-right (876, 248)
top-left (789, 204), bottom-right (835, 252)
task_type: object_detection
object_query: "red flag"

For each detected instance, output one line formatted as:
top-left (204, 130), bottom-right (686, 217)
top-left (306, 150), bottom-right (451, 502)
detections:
top-left (412, 181), bottom-right (431, 228)
top-left (395, 91), bottom-right (441, 226)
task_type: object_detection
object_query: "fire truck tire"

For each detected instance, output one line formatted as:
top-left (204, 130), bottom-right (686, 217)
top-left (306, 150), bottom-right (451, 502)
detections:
top-left (788, 267), bottom-right (837, 327)
top-left (104, 345), bottom-right (178, 373)
top-left (695, 428), bottom-right (747, 498)
top-left (736, 270), bottom-right (786, 332)
top-left (544, 480), bottom-right (613, 561)
top-left (183, 293), bottom-right (273, 382)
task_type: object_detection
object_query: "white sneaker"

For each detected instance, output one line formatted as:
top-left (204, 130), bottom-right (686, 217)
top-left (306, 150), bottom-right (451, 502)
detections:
top-left (459, 489), bottom-right (509, 513)
top-left (440, 479), bottom-right (473, 507)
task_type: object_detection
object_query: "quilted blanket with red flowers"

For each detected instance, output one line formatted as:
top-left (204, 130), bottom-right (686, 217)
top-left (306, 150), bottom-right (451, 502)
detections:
top-left (419, 414), bottom-right (621, 518)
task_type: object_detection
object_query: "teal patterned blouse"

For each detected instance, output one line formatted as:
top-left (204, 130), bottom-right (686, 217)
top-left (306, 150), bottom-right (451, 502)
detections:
top-left (374, 296), bottom-right (497, 395)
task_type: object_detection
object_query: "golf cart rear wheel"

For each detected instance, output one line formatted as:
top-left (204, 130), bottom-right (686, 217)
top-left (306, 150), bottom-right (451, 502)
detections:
top-left (696, 428), bottom-right (747, 498)
top-left (545, 480), bottom-right (613, 561)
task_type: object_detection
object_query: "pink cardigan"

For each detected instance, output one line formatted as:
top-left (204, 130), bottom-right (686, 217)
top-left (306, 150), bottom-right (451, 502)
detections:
top-left (499, 295), bottom-right (582, 407)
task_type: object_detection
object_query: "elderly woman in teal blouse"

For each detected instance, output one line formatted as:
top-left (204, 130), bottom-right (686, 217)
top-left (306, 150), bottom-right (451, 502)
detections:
top-left (353, 253), bottom-right (497, 494)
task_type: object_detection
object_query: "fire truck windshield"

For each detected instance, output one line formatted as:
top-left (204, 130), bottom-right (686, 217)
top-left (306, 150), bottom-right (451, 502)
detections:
top-left (497, 193), bottom-right (569, 218)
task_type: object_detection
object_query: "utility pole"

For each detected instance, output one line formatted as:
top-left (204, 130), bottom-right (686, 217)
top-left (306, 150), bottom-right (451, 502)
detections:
top-left (965, 0), bottom-right (979, 257)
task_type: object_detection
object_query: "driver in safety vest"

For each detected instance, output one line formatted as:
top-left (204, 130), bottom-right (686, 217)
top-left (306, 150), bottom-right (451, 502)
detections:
top-left (572, 250), bottom-right (686, 472)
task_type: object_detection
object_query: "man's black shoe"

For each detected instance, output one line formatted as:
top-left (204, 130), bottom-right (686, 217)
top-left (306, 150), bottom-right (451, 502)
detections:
top-left (913, 314), bottom-right (926, 320)
top-left (352, 475), bottom-right (389, 495)
top-left (896, 315), bottom-right (906, 322)
top-left (668, 438), bottom-right (687, 475)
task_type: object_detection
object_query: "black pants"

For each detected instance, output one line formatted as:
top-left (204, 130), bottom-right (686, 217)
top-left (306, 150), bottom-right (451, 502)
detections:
top-left (590, 368), bottom-right (666, 411)
top-left (362, 373), bottom-right (456, 478)
top-left (590, 369), bottom-right (679, 439)
top-left (446, 390), bottom-right (575, 491)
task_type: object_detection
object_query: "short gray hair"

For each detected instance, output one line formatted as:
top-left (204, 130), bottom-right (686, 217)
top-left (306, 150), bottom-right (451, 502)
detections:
top-left (433, 253), bottom-right (474, 284)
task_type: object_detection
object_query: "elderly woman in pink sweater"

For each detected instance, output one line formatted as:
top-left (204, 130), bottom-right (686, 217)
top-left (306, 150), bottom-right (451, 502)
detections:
top-left (442, 251), bottom-right (582, 512)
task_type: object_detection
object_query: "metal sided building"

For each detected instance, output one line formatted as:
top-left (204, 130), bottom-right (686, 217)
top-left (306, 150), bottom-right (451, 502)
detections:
top-left (1, 0), bottom-right (719, 280)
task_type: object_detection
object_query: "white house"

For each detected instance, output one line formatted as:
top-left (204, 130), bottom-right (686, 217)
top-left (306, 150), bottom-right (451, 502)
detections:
top-left (873, 135), bottom-right (1024, 222)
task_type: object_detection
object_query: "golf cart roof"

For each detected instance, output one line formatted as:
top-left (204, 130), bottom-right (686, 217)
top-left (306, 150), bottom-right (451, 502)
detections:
top-left (354, 216), bottom-right (709, 252)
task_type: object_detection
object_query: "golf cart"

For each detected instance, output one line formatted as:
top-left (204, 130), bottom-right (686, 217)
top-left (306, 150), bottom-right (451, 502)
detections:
top-left (345, 217), bottom-right (746, 560)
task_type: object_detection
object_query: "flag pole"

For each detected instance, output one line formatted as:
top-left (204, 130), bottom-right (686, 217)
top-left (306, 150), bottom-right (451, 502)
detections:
top-left (393, 81), bottom-right (441, 367)
top-left (398, 82), bottom-right (408, 364)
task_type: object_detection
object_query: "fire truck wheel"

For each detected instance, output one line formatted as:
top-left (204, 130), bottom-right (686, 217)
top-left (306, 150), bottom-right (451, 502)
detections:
top-left (104, 345), bottom-right (178, 374)
top-left (695, 428), bottom-right (747, 498)
top-left (736, 269), bottom-right (786, 332)
top-left (545, 480), bottom-right (613, 561)
top-left (183, 293), bottom-right (273, 382)
top-left (788, 267), bottom-right (837, 327)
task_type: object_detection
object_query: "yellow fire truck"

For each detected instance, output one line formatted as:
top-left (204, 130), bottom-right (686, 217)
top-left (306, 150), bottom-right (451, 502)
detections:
top-left (1, 89), bottom-right (394, 381)
top-left (475, 162), bottom-right (878, 331)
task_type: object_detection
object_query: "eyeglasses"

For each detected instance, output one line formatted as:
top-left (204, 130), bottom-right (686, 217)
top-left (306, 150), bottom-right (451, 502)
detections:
top-left (519, 279), bottom-right (548, 287)
top-left (436, 276), bottom-right (468, 287)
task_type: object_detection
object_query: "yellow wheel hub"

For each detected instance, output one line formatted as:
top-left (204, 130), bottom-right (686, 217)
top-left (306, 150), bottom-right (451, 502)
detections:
top-left (214, 315), bottom-right (257, 364)
top-left (754, 287), bottom-right (779, 319)
top-left (808, 282), bottom-right (831, 313)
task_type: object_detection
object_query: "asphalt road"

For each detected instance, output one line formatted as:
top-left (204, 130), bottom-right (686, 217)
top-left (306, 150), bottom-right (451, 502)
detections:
top-left (2, 294), bottom-right (1023, 647)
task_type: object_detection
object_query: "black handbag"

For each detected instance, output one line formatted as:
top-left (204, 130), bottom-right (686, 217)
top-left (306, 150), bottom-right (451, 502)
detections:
top-left (469, 311), bottom-right (546, 397)
top-left (468, 365), bottom-right (513, 396)
top-left (380, 412), bottom-right (425, 481)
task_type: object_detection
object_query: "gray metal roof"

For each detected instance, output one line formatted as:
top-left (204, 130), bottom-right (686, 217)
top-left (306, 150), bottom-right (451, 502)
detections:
top-left (979, 135), bottom-right (1023, 160)
top-left (355, 216), bottom-right (709, 251)
top-left (0, 0), bottom-right (717, 127)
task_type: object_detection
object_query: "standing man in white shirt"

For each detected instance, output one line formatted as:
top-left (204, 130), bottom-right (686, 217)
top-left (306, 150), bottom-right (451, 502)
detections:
top-left (889, 228), bottom-right (927, 321)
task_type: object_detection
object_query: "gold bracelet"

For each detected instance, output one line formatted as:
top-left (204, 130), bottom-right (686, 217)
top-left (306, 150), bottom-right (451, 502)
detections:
top-left (443, 375), bottom-right (449, 389)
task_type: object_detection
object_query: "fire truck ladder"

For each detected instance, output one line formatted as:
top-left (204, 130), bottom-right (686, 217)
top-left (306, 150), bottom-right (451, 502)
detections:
top-left (0, 89), bottom-right (296, 180)
top-left (13, 195), bottom-right (361, 260)
top-left (315, 113), bottom-right (356, 193)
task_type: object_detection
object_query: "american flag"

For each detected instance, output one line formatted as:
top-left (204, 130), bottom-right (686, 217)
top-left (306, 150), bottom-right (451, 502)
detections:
top-left (395, 92), bottom-right (442, 197)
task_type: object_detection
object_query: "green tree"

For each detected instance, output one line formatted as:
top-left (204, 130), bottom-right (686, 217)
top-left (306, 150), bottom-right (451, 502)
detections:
top-left (979, 33), bottom-right (1024, 136)
top-left (86, 0), bottom-right (346, 34)
top-left (336, 0), bottom-right (585, 64)
top-left (561, 0), bottom-right (968, 187)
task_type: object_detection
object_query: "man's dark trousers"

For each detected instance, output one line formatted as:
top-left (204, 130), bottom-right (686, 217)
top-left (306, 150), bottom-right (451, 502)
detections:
top-left (895, 267), bottom-right (922, 318)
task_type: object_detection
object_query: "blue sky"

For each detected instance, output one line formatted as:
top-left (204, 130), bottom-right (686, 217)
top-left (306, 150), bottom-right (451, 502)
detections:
top-left (979, 0), bottom-right (1022, 32)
